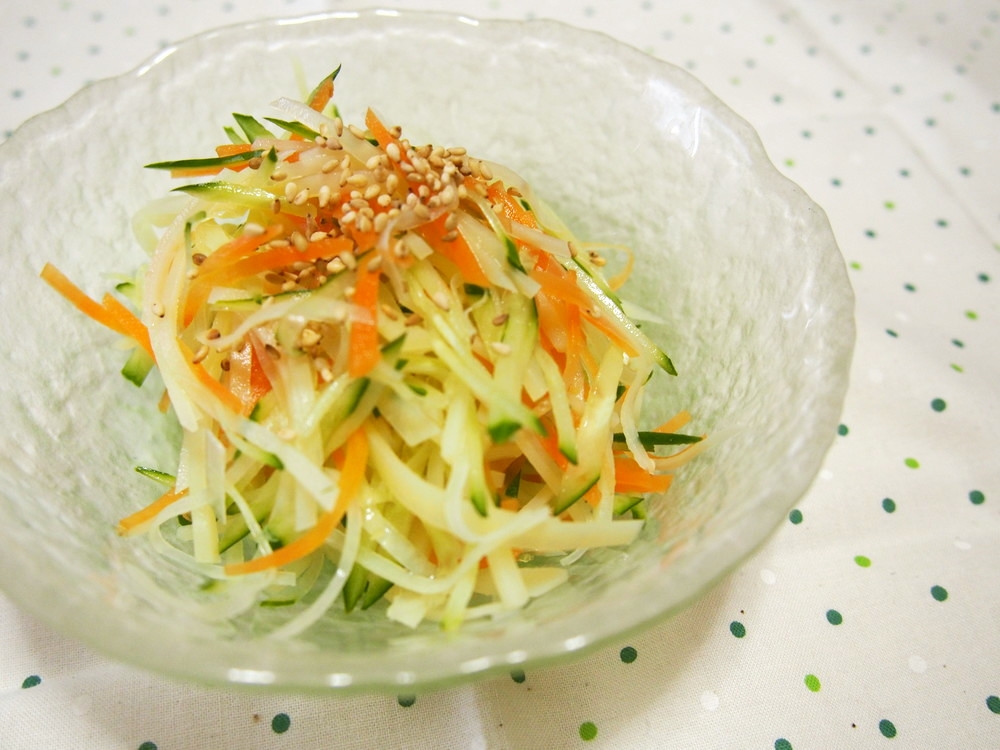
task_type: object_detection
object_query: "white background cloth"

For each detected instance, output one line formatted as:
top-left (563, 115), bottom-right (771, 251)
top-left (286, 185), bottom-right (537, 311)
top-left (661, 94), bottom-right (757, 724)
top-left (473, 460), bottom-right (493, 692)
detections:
top-left (1, 1), bottom-right (998, 748)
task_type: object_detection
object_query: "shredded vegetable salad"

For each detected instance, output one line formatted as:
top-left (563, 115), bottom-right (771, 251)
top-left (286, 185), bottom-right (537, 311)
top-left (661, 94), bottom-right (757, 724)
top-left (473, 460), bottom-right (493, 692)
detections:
top-left (42, 69), bottom-right (707, 633)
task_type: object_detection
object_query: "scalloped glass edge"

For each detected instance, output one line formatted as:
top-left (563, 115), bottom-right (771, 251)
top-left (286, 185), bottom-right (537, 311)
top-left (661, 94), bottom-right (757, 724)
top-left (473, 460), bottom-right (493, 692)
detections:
top-left (0, 8), bottom-right (854, 694)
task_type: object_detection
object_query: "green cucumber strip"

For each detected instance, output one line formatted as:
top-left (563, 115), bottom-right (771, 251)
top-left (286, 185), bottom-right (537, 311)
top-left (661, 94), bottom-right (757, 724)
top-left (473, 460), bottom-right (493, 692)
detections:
top-left (121, 346), bottom-right (155, 387)
top-left (218, 493), bottom-right (275, 553)
top-left (573, 269), bottom-right (677, 376)
top-left (342, 562), bottom-right (368, 613)
top-left (223, 125), bottom-right (246, 144)
top-left (552, 472), bottom-right (600, 515)
top-left (263, 117), bottom-right (320, 140)
top-left (144, 150), bottom-right (264, 171)
top-left (227, 432), bottom-right (284, 470)
top-left (613, 494), bottom-right (644, 516)
top-left (134, 466), bottom-right (176, 485)
top-left (232, 113), bottom-right (275, 142)
top-left (360, 573), bottom-right (394, 610)
top-left (613, 431), bottom-right (702, 449)
top-left (172, 182), bottom-right (275, 209)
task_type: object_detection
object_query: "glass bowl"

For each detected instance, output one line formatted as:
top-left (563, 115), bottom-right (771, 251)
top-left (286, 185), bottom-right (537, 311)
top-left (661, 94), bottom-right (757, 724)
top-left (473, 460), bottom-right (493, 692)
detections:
top-left (0, 9), bottom-right (854, 693)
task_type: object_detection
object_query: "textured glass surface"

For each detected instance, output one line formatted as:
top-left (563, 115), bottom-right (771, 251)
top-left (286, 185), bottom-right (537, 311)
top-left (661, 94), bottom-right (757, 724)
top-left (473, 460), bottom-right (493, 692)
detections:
top-left (0, 10), bottom-right (854, 693)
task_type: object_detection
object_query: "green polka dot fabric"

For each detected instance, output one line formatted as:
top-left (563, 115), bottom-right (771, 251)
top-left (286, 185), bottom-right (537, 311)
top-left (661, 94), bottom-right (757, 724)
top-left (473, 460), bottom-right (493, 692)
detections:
top-left (1, 1), bottom-right (997, 748)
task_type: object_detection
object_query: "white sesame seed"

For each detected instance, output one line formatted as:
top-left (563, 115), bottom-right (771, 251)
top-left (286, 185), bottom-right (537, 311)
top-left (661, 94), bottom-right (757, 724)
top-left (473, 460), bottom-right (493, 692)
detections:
top-left (365, 155), bottom-right (382, 170)
top-left (347, 124), bottom-right (367, 140)
top-left (299, 328), bottom-right (321, 347)
top-left (321, 159), bottom-right (339, 174)
top-left (318, 184), bottom-right (331, 208)
top-left (339, 251), bottom-right (357, 270)
top-left (270, 170), bottom-right (288, 181)
top-left (347, 173), bottom-right (369, 187)
top-left (439, 185), bottom-right (457, 205)
top-left (479, 162), bottom-right (494, 180)
top-left (386, 142), bottom-right (401, 162)
top-left (151, 302), bottom-right (165, 318)
top-left (244, 222), bottom-right (266, 236)
top-left (310, 231), bottom-right (328, 242)
top-left (291, 232), bottom-right (309, 251)
top-left (284, 182), bottom-right (299, 201)
top-left (357, 215), bottom-right (374, 233)
top-left (314, 135), bottom-right (328, 147)
top-left (364, 184), bottom-right (382, 200)
top-left (341, 210), bottom-right (357, 225)
top-left (490, 341), bottom-right (512, 355)
top-left (191, 345), bottom-right (210, 364)
top-left (293, 189), bottom-right (310, 206)
top-left (373, 212), bottom-right (389, 233)
top-left (431, 291), bottom-right (451, 311)
top-left (377, 193), bottom-right (392, 207)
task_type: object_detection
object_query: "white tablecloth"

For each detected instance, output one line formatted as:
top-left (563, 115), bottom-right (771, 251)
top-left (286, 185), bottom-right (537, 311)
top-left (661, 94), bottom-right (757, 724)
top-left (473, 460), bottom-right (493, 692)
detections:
top-left (2, 1), bottom-right (998, 747)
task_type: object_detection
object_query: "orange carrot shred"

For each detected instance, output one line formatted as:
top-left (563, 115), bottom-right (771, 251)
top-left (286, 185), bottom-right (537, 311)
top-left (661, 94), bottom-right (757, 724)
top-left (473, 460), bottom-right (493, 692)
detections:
top-left (117, 487), bottom-right (190, 535)
top-left (347, 255), bottom-right (382, 378)
top-left (225, 428), bottom-right (369, 575)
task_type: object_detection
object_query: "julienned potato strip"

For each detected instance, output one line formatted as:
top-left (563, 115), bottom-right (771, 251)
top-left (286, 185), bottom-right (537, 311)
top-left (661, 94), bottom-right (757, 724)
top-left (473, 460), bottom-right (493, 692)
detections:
top-left (42, 69), bottom-right (707, 634)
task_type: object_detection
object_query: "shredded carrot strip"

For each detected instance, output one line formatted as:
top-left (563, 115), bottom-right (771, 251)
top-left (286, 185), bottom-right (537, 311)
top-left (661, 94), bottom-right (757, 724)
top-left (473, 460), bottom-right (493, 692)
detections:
top-left (655, 410), bottom-right (692, 434)
top-left (177, 341), bottom-right (244, 414)
top-left (348, 255), bottom-right (382, 378)
top-left (41, 263), bottom-right (155, 360)
top-left (606, 244), bottom-right (634, 291)
top-left (100, 293), bottom-right (154, 360)
top-left (420, 214), bottom-right (489, 286)
top-left (183, 235), bottom-right (352, 325)
top-left (116, 487), bottom-right (190, 536)
top-left (225, 428), bottom-right (368, 575)
top-left (196, 225), bottom-right (284, 276)
top-left (613, 456), bottom-right (674, 494)
top-left (216, 143), bottom-right (254, 157)
top-left (227, 341), bottom-right (273, 416)
top-left (486, 182), bottom-right (537, 228)
top-left (309, 78), bottom-right (335, 113)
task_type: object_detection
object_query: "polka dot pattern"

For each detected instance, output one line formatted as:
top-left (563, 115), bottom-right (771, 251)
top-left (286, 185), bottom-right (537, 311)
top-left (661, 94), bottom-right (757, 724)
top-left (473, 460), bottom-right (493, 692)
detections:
top-left (1, 2), bottom-right (997, 749)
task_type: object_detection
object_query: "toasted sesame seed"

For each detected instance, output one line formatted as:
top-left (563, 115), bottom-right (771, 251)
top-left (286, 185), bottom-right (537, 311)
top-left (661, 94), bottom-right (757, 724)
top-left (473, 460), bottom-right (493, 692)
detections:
top-left (444, 213), bottom-right (459, 231)
top-left (248, 157), bottom-right (263, 170)
top-left (568, 242), bottom-right (579, 258)
top-left (479, 162), bottom-right (494, 180)
top-left (265, 272), bottom-right (285, 285)
top-left (325, 136), bottom-right (343, 150)
top-left (281, 280), bottom-right (297, 292)
top-left (291, 232), bottom-right (309, 251)
top-left (151, 302), bottom-right (165, 318)
top-left (185, 269), bottom-right (198, 280)
top-left (319, 367), bottom-right (334, 383)
top-left (441, 231), bottom-right (458, 242)
top-left (448, 146), bottom-right (467, 156)
top-left (333, 117), bottom-right (344, 136)
top-left (191, 252), bottom-right (207, 266)
top-left (272, 198), bottom-right (282, 214)
top-left (492, 313), bottom-right (509, 326)
top-left (220, 358), bottom-right (231, 372)
top-left (265, 344), bottom-right (281, 360)
top-left (588, 251), bottom-right (607, 267)
top-left (431, 291), bottom-right (451, 311)
top-left (192, 345), bottom-right (210, 364)
top-left (299, 328), bottom-right (321, 347)
top-left (206, 328), bottom-right (221, 340)
top-left (490, 341), bottom-right (512, 355)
